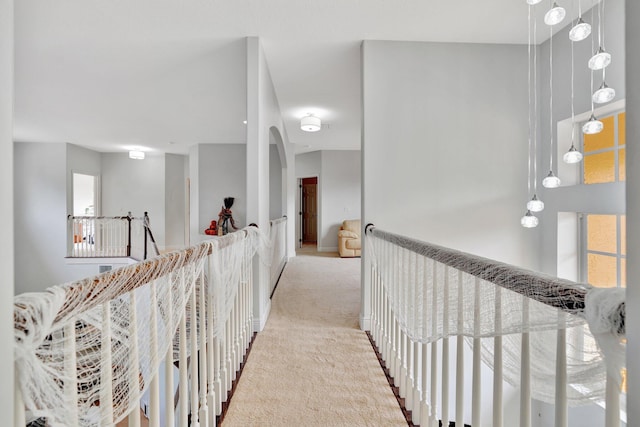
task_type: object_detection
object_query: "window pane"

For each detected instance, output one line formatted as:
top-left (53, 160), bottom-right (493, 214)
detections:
top-left (619, 112), bottom-right (625, 146)
top-left (621, 215), bottom-right (626, 255)
top-left (587, 214), bottom-right (617, 253)
top-left (587, 253), bottom-right (617, 287)
top-left (584, 151), bottom-right (615, 184)
top-left (621, 258), bottom-right (626, 288)
top-left (584, 115), bottom-right (615, 152)
top-left (619, 148), bottom-right (626, 182)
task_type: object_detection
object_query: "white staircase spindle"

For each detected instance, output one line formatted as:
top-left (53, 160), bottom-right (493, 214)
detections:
top-left (164, 275), bottom-right (175, 427)
top-left (442, 267), bottom-right (450, 426)
top-left (190, 276), bottom-right (201, 427)
top-left (555, 315), bottom-right (568, 427)
top-left (429, 263), bottom-right (438, 427)
top-left (605, 372), bottom-right (621, 427)
top-left (472, 278), bottom-right (481, 427)
top-left (14, 369), bottom-right (26, 427)
top-left (179, 272), bottom-right (189, 427)
top-left (207, 257), bottom-right (217, 427)
top-left (520, 298), bottom-right (531, 427)
top-left (149, 281), bottom-right (160, 427)
top-left (128, 292), bottom-right (141, 427)
top-left (101, 301), bottom-right (115, 426)
top-left (493, 287), bottom-right (503, 427)
top-left (456, 272), bottom-right (465, 426)
top-left (64, 321), bottom-right (79, 427)
top-left (198, 270), bottom-right (209, 427)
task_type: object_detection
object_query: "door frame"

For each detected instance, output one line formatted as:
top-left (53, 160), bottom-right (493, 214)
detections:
top-left (297, 176), bottom-right (319, 248)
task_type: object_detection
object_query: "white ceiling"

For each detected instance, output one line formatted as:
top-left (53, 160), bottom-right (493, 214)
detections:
top-left (13, 0), bottom-right (580, 155)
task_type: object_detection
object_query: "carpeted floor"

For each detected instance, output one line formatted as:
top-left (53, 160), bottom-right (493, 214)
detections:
top-left (221, 251), bottom-right (407, 426)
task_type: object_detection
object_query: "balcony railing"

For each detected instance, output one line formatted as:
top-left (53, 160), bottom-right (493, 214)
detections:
top-left (67, 212), bottom-right (159, 260)
top-left (269, 216), bottom-right (287, 297)
top-left (365, 225), bottom-right (626, 427)
top-left (15, 226), bottom-right (262, 427)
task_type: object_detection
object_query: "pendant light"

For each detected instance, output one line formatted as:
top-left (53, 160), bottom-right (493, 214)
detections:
top-left (544, 2), bottom-right (566, 26)
top-left (593, 81), bottom-right (616, 104)
top-left (543, 19), bottom-right (561, 189)
top-left (583, 5), bottom-right (604, 135)
top-left (526, 0), bottom-right (542, 4)
top-left (521, 210), bottom-right (539, 228)
top-left (525, 7), bottom-right (544, 216)
top-left (569, 1), bottom-right (591, 41)
top-left (564, 21), bottom-right (583, 164)
top-left (588, 0), bottom-right (611, 70)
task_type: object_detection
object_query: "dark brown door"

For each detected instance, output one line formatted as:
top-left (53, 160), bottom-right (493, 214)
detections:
top-left (301, 177), bottom-right (317, 244)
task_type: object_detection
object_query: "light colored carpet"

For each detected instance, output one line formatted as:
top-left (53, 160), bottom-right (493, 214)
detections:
top-left (222, 252), bottom-right (407, 426)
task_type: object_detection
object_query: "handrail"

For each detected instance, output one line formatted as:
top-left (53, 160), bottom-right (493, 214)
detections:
top-left (366, 224), bottom-right (625, 333)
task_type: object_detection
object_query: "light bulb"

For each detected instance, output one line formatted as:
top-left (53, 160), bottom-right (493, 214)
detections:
top-left (588, 47), bottom-right (612, 70)
top-left (129, 150), bottom-right (145, 160)
top-left (544, 2), bottom-right (566, 26)
top-left (582, 114), bottom-right (604, 134)
top-left (542, 171), bottom-right (561, 188)
top-left (592, 82), bottom-right (616, 104)
top-left (569, 18), bottom-right (591, 42)
top-left (527, 194), bottom-right (545, 212)
top-left (563, 146), bottom-right (583, 164)
top-left (526, 0), bottom-right (542, 4)
top-left (521, 211), bottom-right (539, 228)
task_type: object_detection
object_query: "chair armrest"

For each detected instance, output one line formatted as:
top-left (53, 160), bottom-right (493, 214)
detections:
top-left (338, 230), bottom-right (359, 239)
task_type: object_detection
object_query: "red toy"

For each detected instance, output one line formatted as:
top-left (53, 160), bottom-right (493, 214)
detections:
top-left (204, 220), bottom-right (217, 235)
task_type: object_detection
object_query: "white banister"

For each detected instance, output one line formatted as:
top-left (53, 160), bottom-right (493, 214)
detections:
top-left (555, 323), bottom-right (568, 427)
top-left (101, 302), bottom-right (115, 426)
top-left (178, 277), bottom-right (188, 427)
top-left (148, 281), bottom-right (160, 427)
top-left (128, 291), bottom-right (141, 427)
top-left (605, 373), bottom-right (621, 427)
top-left (456, 272), bottom-right (465, 426)
top-left (472, 278), bottom-right (481, 427)
top-left (520, 297), bottom-right (531, 427)
top-left (190, 269), bottom-right (201, 427)
top-left (493, 286), bottom-right (503, 427)
top-left (164, 274), bottom-right (175, 427)
top-left (64, 321), bottom-right (79, 427)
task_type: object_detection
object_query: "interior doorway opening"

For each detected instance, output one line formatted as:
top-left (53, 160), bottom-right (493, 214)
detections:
top-left (300, 177), bottom-right (318, 249)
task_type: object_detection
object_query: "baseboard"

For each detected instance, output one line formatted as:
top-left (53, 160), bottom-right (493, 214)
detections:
top-left (317, 246), bottom-right (338, 252)
top-left (359, 315), bottom-right (371, 331)
top-left (253, 299), bottom-right (271, 332)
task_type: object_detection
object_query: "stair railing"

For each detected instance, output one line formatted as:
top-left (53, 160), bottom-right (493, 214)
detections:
top-left (269, 216), bottom-right (288, 297)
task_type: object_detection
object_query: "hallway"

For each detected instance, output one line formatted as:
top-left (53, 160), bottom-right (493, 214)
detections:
top-left (222, 251), bottom-right (407, 426)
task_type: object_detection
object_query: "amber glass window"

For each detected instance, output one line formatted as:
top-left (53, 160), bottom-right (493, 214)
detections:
top-left (583, 214), bottom-right (626, 288)
top-left (582, 112), bottom-right (625, 184)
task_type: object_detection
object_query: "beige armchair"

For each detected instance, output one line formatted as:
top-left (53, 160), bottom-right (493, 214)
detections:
top-left (338, 219), bottom-right (361, 257)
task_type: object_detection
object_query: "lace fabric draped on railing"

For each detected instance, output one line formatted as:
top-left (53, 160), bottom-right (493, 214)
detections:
top-left (366, 228), bottom-right (625, 406)
top-left (14, 227), bottom-right (264, 427)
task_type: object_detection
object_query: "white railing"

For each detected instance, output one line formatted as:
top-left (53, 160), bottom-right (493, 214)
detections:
top-left (269, 216), bottom-right (287, 297)
top-left (366, 225), bottom-right (626, 427)
top-left (68, 212), bottom-right (159, 260)
top-left (15, 226), bottom-right (261, 427)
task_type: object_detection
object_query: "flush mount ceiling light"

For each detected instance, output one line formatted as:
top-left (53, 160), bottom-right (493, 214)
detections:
top-left (129, 150), bottom-right (145, 160)
top-left (544, 2), bottom-right (566, 26)
top-left (301, 115), bottom-right (321, 132)
top-left (521, 210), bottom-right (539, 228)
top-left (569, 17), bottom-right (591, 41)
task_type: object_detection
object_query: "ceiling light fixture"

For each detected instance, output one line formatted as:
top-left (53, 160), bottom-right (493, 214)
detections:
top-left (543, 19), bottom-right (561, 189)
top-left (593, 80), bottom-right (616, 104)
top-left (301, 114), bottom-right (321, 132)
top-left (521, 210), bottom-right (539, 228)
top-left (588, 0), bottom-right (611, 70)
top-left (129, 150), bottom-right (145, 160)
top-left (527, 194), bottom-right (545, 212)
top-left (526, 0), bottom-right (542, 4)
top-left (569, 17), bottom-right (591, 41)
top-left (544, 2), bottom-right (566, 26)
top-left (582, 114), bottom-right (604, 134)
top-left (564, 20), bottom-right (584, 165)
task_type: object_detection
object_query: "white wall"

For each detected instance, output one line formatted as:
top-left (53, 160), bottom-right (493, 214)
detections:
top-left (269, 144), bottom-right (283, 220)
top-left (0, 0), bottom-right (14, 419)
top-left (101, 152), bottom-right (166, 248)
top-left (319, 150), bottom-right (361, 251)
top-left (165, 153), bottom-right (187, 251)
top-left (626, 1), bottom-right (639, 425)
top-left (362, 39), bottom-right (531, 426)
top-left (194, 144), bottom-right (247, 235)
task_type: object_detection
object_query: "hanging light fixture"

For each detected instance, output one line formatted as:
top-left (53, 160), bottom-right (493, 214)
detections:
top-left (564, 19), bottom-right (584, 164)
top-left (543, 18), bottom-right (561, 189)
top-left (563, 145), bottom-right (583, 163)
top-left (569, 18), bottom-right (591, 41)
top-left (301, 114), bottom-right (321, 132)
top-left (526, 0), bottom-right (542, 4)
top-left (525, 7), bottom-right (544, 216)
top-left (582, 114), bottom-right (604, 134)
top-left (588, 0), bottom-right (611, 70)
top-left (521, 210), bottom-right (539, 228)
top-left (593, 81), bottom-right (616, 104)
top-left (544, 2), bottom-right (566, 26)
top-left (527, 194), bottom-right (545, 212)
